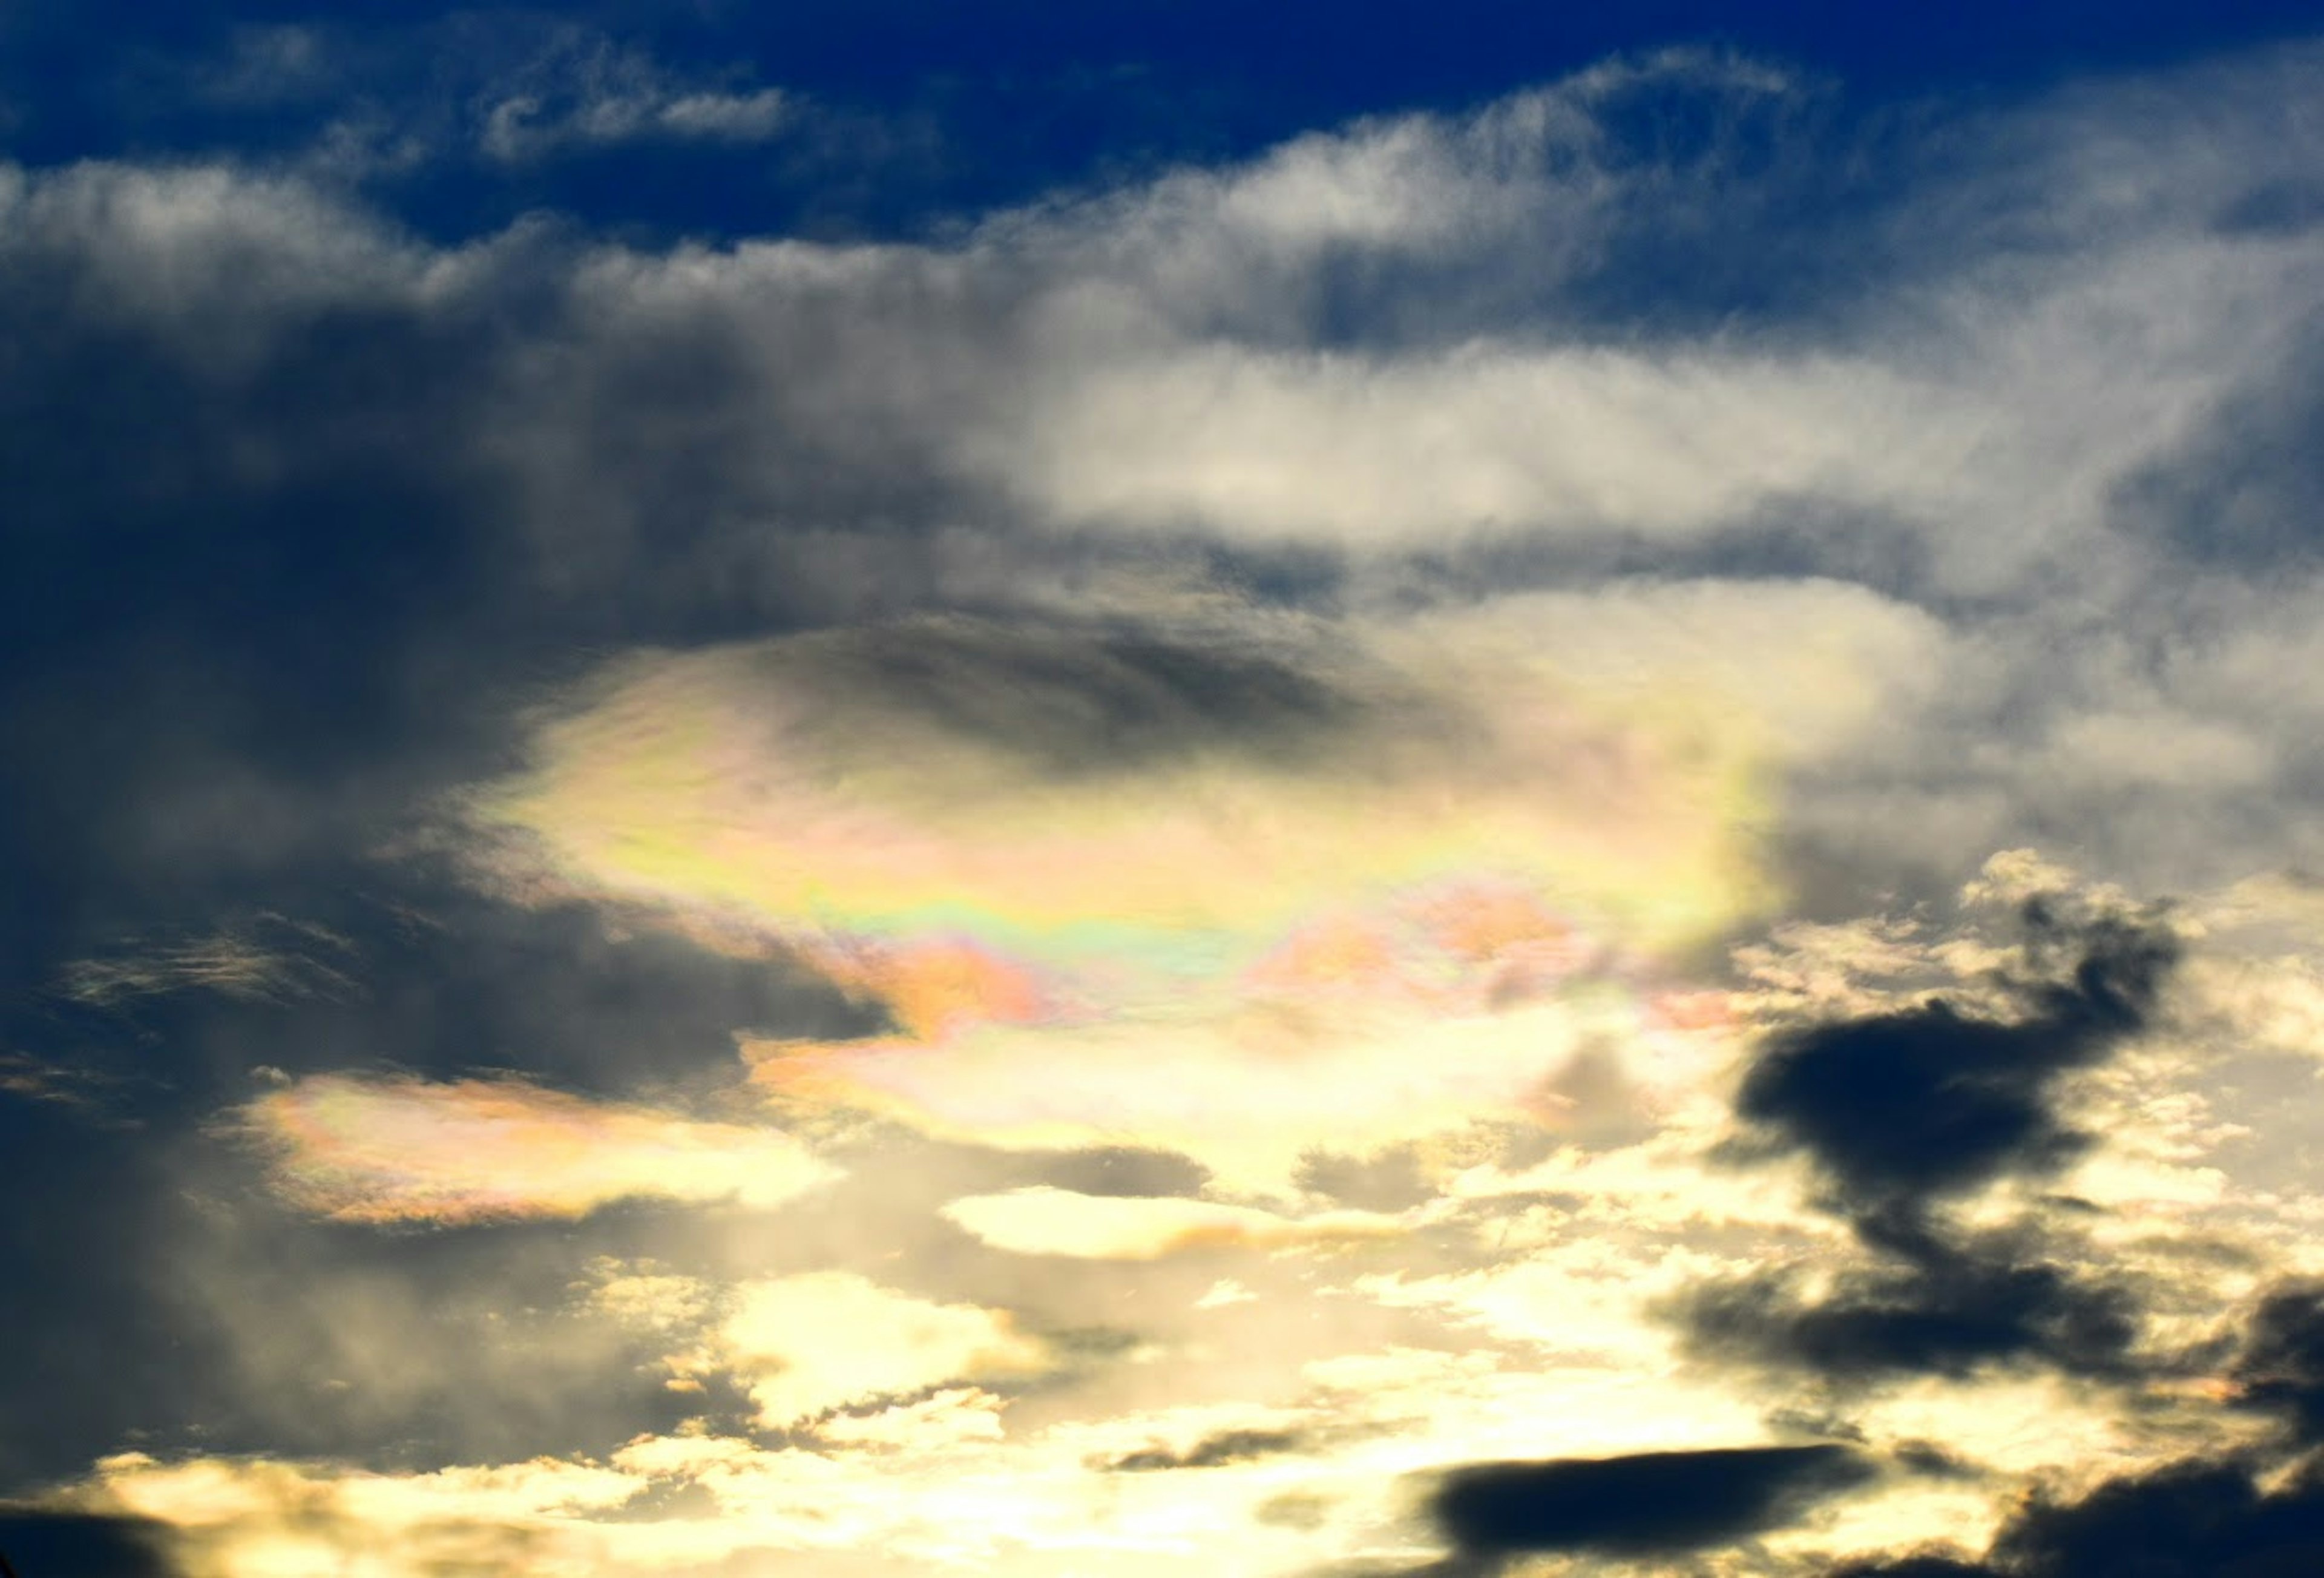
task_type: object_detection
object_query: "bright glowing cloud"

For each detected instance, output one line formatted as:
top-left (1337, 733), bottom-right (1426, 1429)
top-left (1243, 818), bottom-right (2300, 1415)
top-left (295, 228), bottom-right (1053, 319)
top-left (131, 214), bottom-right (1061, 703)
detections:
top-left (715, 1271), bottom-right (1052, 1427)
top-left (240, 1074), bottom-right (837, 1224)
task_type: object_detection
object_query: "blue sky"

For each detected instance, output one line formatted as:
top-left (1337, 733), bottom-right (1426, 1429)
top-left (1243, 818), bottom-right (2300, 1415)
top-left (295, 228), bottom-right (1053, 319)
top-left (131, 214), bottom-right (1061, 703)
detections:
top-left (10, 1), bottom-right (2320, 240)
top-left (8, 7), bottom-right (2324, 1578)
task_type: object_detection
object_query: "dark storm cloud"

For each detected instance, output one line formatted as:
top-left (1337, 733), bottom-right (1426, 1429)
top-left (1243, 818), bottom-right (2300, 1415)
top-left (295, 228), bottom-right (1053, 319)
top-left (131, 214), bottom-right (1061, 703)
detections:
top-left (1730, 907), bottom-right (2178, 1210)
top-left (0, 172), bottom-right (536, 998)
top-left (1422, 1444), bottom-right (1873, 1562)
top-left (0, 1512), bottom-right (179, 1578)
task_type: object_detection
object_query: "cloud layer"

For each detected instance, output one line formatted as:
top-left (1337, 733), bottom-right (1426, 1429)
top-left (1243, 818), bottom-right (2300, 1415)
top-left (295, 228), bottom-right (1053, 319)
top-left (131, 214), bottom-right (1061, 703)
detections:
top-left (7, 25), bottom-right (2324, 1578)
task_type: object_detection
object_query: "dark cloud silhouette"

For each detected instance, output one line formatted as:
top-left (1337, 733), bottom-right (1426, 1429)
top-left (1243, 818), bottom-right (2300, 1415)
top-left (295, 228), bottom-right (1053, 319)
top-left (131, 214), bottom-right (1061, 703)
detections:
top-left (1424, 1444), bottom-right (1873, 1562)
top-left (1676, 904), bottom-right (2173, 1385)
top-left (1106, 1427), bottom-right (1308, 1473)
top-left (1827, 1456), bottom-right (2324, 1577)
top-left (2231, 1280), bottom-right (2324, 1444)
top-left (1679, 1208), bottom-right (2139, 1382)
top-left (1818, 1283), bottom-right (2324, 1576)
top-left (0, 1512), bottom-right (179, 1577)
top-left (1732, 908), bottom-right (2178, 1211)
top-left (1990, 1456), bottom-right (2324, 1578)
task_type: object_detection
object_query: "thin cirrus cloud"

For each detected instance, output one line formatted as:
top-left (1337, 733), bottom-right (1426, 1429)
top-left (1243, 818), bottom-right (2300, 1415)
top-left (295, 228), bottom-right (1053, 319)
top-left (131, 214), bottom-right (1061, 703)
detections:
top-left (475, 35), bottom-right (792, 165)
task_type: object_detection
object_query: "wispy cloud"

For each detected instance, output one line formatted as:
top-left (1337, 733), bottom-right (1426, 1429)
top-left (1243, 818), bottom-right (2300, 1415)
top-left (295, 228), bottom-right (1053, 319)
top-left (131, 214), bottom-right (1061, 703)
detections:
top-left (476, 33), bottom-right (791, 165)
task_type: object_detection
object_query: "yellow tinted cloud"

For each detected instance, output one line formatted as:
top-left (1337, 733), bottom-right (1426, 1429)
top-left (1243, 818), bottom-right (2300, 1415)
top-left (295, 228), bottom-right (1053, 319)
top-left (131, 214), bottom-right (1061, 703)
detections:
top-left (939, 1185), bottom-right (1415, 1259)
top-left (717, 1271), bottom-right (1052, 1427)
top-left (241, 1074), bottom-right (836, 1224)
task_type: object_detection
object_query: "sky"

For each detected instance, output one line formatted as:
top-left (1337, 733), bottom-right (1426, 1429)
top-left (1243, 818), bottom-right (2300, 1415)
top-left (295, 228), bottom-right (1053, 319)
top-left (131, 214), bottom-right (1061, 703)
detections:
top-left (8, 4), bottom-right (2324, 1576)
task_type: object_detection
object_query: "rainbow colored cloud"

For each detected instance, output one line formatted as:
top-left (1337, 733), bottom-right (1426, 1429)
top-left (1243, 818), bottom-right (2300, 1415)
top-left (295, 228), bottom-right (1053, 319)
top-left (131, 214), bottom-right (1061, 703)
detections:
top-left (439, 601), bottom-right (1896, 1194)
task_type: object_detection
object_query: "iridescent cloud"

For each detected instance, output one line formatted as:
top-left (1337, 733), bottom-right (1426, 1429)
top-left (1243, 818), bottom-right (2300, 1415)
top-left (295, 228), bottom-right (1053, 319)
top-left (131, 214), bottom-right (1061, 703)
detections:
top-left (241, 1074), bottom-right (838, 1224)
top-left (450, 596), bottom-right (1920, 1192)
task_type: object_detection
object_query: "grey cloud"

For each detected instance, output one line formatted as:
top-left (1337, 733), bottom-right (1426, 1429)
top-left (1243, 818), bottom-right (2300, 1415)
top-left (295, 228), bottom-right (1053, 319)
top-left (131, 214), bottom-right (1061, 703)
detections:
top-left (1104, 1427), bottom-right (1310, 1473)
top-left (1823, 1454), bottom-right (2324, 1577)
top-left (1421, 1444), bottom-right (1874, 1563)
top-left (1672, 895), bottom-right (2178, 1386)
top-left (1678, 1209), bottom-right (2143, 1384)
top-left (11, 44), bottom-right (2324, 1568)
top-left (2230, 1280), bottom-right (2324, 1445)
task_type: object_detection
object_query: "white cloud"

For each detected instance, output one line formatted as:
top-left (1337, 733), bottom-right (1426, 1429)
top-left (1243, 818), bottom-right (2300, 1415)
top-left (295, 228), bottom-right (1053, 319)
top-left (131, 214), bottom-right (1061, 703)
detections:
top-left (477, 37), bottom-right (790, 163)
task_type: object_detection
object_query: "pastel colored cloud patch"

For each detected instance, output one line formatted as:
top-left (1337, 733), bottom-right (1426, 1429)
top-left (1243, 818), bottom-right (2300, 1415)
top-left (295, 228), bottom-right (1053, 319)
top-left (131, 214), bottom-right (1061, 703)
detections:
top-left (240, 1074), bottom-right (837, 1224)
top-left (446, 599), bottom-right (1920, 1186)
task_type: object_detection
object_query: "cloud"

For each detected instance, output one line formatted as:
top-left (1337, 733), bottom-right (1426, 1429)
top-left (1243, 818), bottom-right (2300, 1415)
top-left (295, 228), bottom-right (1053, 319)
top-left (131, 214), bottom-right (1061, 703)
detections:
top-left (477, 35), bottom-right (791, 164)
top-left (1422, 1444), bottom-right (1874, 1562)
top-left (13, 33), bottom-right (2324, 1578)
top-left (237, 1074), bottom-right (837, 1224)
top-left (939, 1187), bottom-right (1414, 1260)
top-left (57, 917), bottom-right (356, 1008)
top-left (1825, 1455), bottom-right (2324, 1577)
top-left (450, 599), bottom-right (1928, 1187)
top-left (714, 1271), bottom-right (1052, 1427)
top-left (1679, 1211), bottom-right (2143, 1383)
top-left (1728, 899), bottom-right (2179, 1212)
top-left (1105, 1427), bottom-right (1312, 1473)
top-left (1670, 875), bottom-right (2185, 1386)
top-left (2230, 1281), bottom-right (2324, 1444)
top-left (0, 1511), bottom-right (180, 1578)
